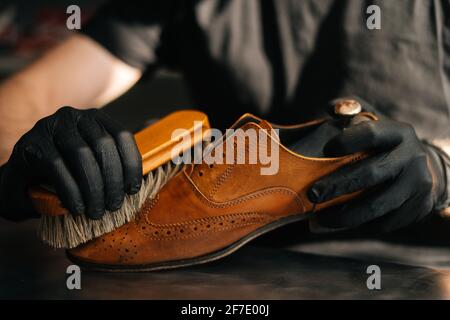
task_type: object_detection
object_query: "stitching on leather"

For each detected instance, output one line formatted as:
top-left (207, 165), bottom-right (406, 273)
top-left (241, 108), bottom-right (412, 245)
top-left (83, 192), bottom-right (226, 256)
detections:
top-left (144, 221), bottom-right (266, 241)
top-left (191, 183), bottom-right (304, 211)
top-left (209, 165), bottom-right (234, 198)
top-left (245, 122), bottom-right (364, 163)
top-left (145, 212), bottom-right (266, 227)
top-left (147, 214), bottom-right (264, 230)
top-left (138, 194), bottom-right (159, 224)
top-left (147, 194), bottom-right (159, 211)
top-left (207, 135), bottom-right (246, 198)
top-left (139, 212), bottom-right (271, 240)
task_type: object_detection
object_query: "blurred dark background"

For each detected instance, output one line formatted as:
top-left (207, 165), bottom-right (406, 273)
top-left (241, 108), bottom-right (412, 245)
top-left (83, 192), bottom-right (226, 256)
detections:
top-left (0, 0), bottom-right (191, 131)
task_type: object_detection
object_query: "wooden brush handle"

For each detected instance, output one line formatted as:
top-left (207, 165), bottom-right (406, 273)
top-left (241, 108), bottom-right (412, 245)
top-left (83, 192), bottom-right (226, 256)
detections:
top-left (29, 110), bottom-right (210, 217)
top-left (30, 187), bottom-right (70, 216)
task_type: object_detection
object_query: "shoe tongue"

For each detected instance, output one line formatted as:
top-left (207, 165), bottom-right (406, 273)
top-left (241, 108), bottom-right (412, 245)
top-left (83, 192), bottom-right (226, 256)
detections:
top-left (257, 120), bottom-right (273, 130)
top-left (226, 114), bottom-right (278, 141)
top-left (257, 120), bottom-right (280, 142)
top-left (229, 113), bottom-right (269, 130)
top-left (232, 117), bottom-right (273, 130)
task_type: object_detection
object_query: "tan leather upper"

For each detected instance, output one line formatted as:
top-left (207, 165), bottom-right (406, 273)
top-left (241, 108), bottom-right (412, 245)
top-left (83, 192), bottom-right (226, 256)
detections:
top-left (69, 115), bottom-right (368, 267)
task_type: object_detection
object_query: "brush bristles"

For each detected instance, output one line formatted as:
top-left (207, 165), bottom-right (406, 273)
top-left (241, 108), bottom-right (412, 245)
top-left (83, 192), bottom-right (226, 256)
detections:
top-left (38, 162), bottom-right (183, 249)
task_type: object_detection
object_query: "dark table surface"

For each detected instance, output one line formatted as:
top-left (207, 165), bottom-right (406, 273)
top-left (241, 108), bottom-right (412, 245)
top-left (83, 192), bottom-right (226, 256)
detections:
top-left (2, 217), bottom-right (450, 300)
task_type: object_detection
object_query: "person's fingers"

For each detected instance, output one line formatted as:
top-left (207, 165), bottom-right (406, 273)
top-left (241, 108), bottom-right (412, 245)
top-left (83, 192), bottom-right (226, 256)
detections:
top-left (367, 194), bottom-right (433, 233)
top-left (78, 115), bottom-right (125, 211)
top-left (315, 177), bottom-right (412, 229)
top-left (94, 111), bottom-right (142, 194)
top-left (23, 141), bottom-right (85, 216)
top-left (323, 120), bottom-right (404, 157)
top-left (53, 129), bottom-right (105, 220)
top-left (308, 149), bottom-right (404, 204)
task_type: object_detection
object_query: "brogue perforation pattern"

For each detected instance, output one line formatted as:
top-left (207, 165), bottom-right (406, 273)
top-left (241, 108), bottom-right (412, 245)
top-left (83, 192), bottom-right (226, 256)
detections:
top-left (92, 212), bottom-right (271, 263)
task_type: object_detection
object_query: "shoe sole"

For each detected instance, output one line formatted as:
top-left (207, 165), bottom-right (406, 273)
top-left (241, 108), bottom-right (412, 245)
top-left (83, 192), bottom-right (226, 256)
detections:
top-left (66, 212), bottom-right (312, 272)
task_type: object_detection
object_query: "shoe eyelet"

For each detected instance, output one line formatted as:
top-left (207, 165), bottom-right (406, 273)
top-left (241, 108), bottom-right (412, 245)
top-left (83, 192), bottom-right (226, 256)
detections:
top-left (209, 164), bottom-right (214, 169)
top-left (199, 171), bottom-right (204, 177)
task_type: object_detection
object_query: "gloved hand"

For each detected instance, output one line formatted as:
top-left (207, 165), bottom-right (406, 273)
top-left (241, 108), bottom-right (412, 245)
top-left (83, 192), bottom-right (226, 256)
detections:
top-left (0, 106), bottom-right (142, 221)
top-left (308, 103), bottom-right (447, 232)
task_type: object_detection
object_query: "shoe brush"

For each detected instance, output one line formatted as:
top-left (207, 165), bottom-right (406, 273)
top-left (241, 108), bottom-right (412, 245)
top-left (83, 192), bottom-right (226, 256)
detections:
top-left (29, 110), bottom-right (209, 249)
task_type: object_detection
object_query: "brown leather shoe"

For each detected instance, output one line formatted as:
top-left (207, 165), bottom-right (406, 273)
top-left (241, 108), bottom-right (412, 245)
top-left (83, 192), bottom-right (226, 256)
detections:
top-left (68, 113), bottom-right (376, 271)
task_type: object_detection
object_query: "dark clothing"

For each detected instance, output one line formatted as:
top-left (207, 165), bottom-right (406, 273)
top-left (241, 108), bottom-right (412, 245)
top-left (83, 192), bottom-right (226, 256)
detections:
top-left (82, 0), bottom-right (450, 138)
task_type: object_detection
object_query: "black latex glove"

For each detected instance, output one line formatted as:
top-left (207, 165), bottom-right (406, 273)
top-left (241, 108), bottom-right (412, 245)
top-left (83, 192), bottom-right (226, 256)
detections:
top-left (0, 106), bottom-right (142, 221)
top-left (308, 106), bottom-right (447, 232)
